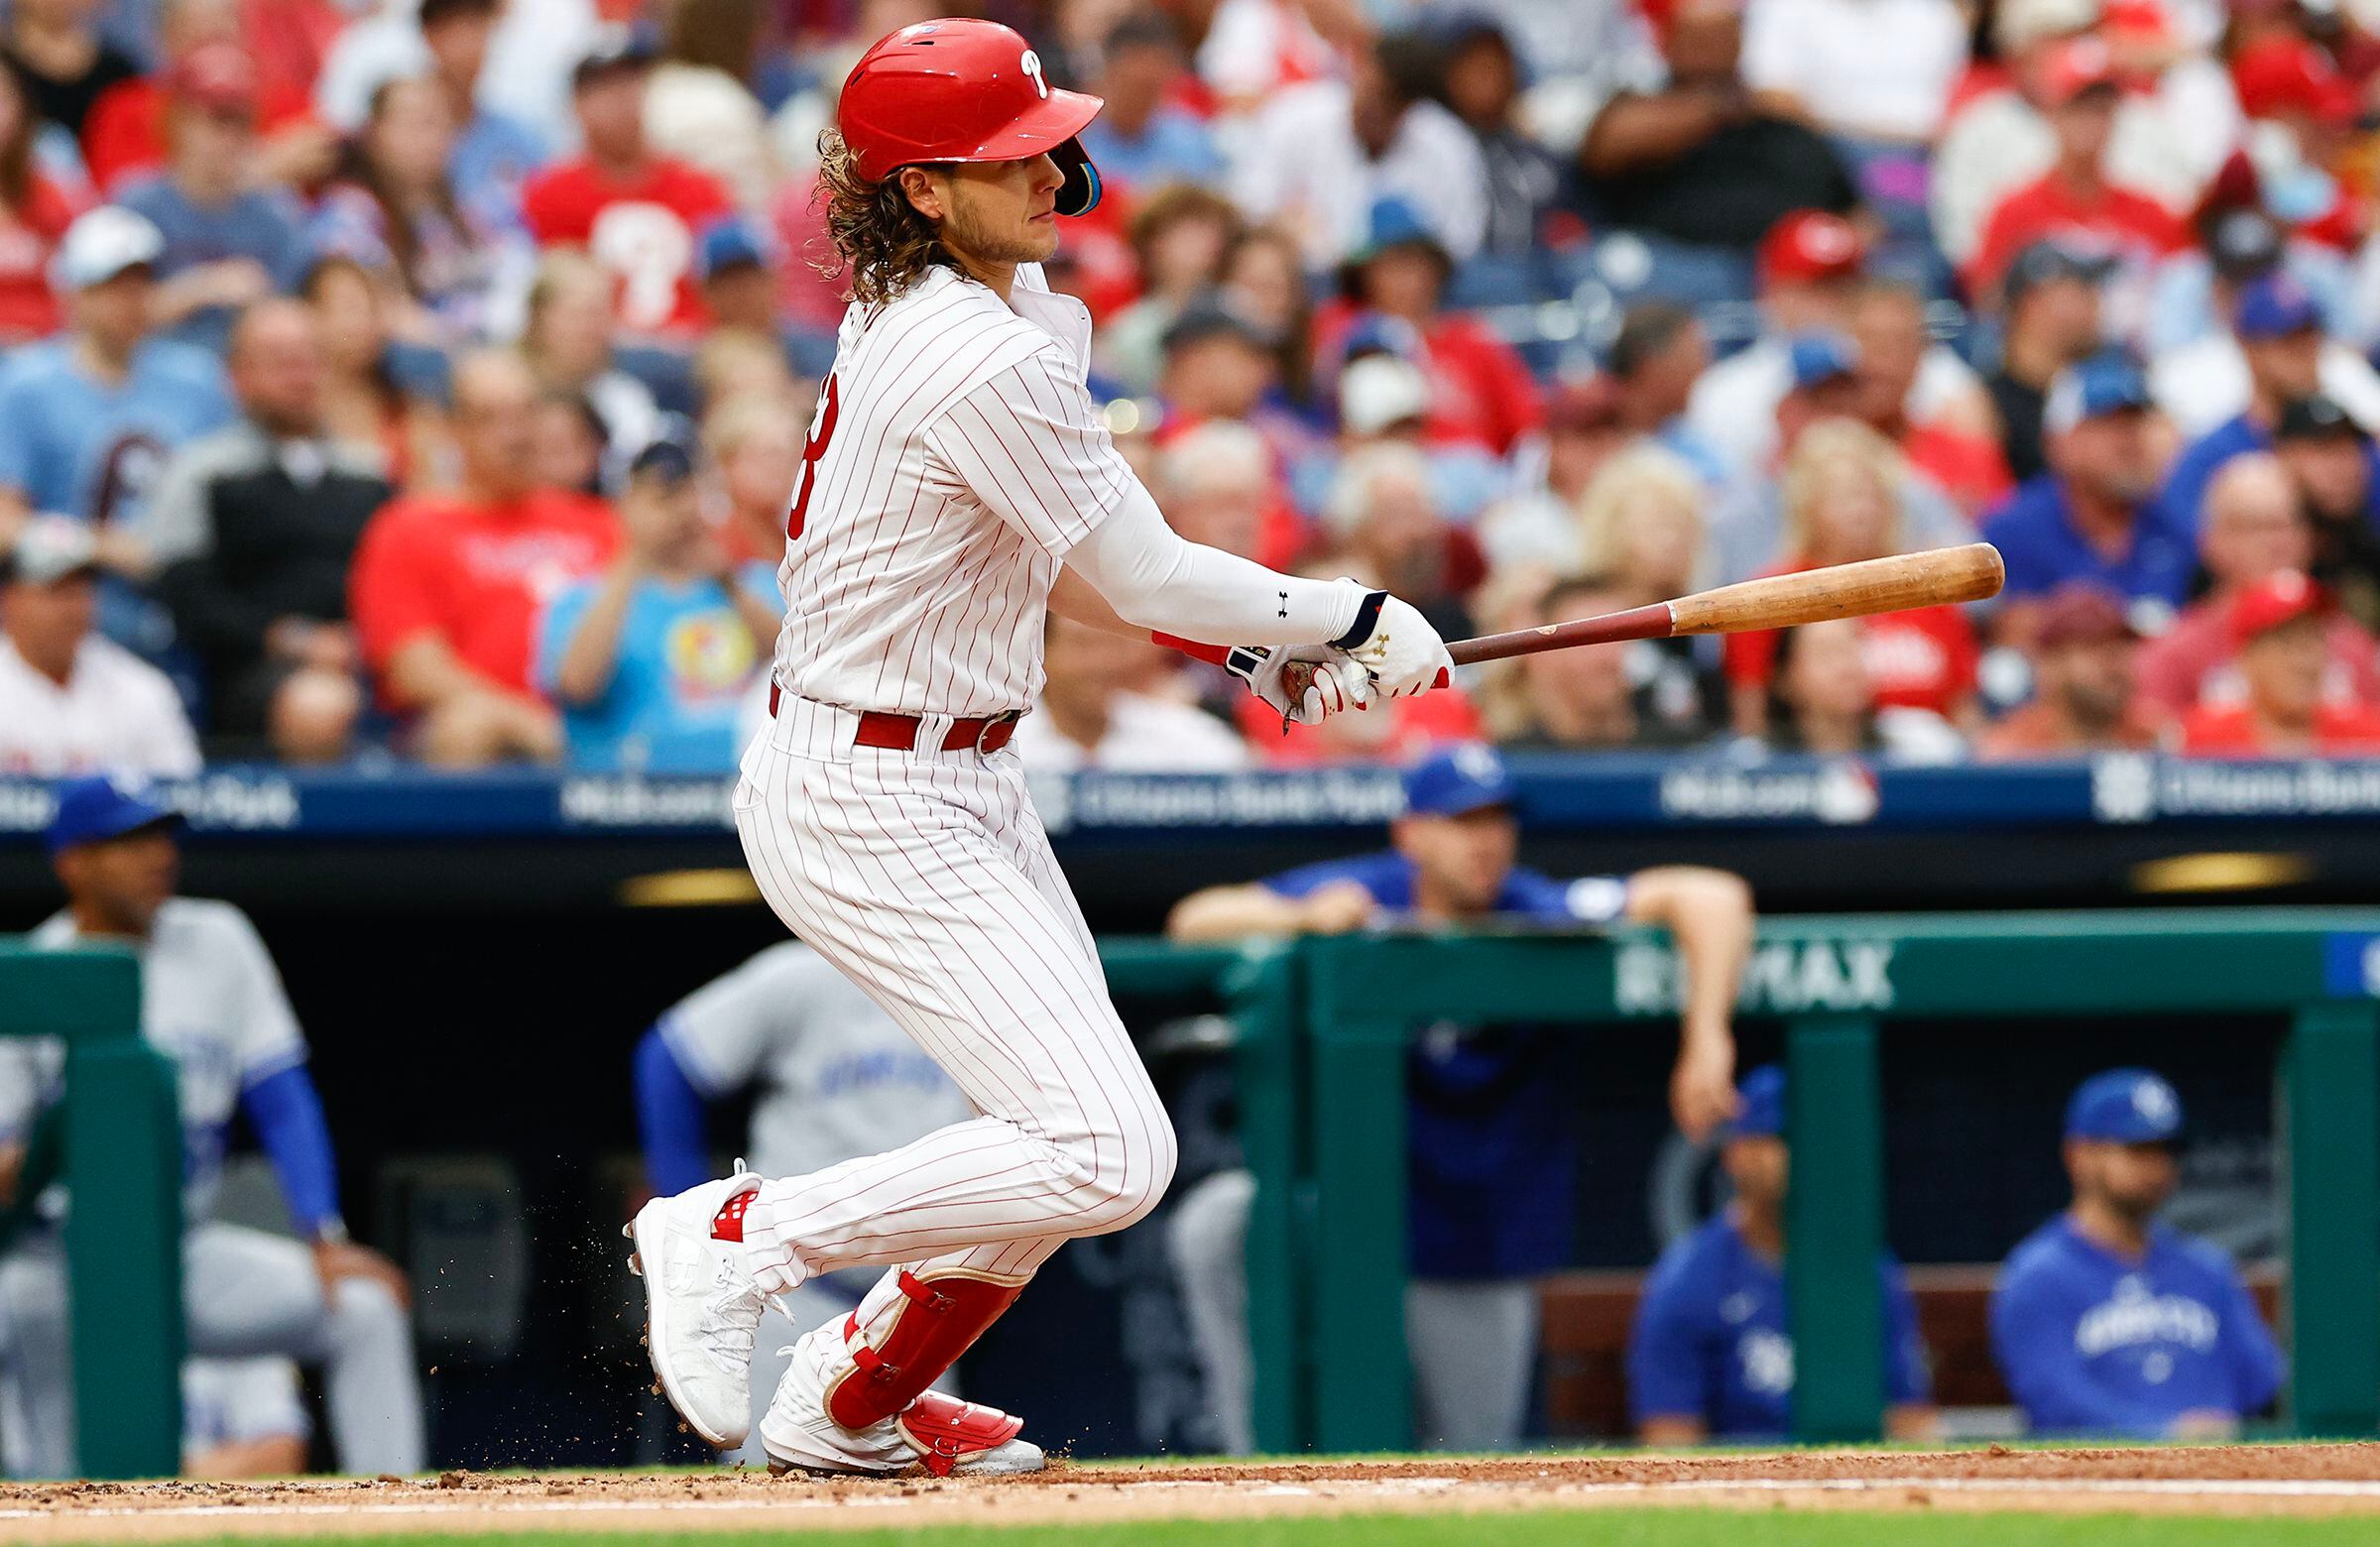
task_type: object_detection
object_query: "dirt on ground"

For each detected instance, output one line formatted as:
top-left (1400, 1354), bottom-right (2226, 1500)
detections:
top-left (5, 1444), bottom-right (2380, 1539)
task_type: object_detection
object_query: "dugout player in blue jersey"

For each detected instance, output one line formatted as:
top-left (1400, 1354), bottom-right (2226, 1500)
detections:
top-left (1168, 743), bottom-right (1753, 1450)
top-left (1627, 1065), bottom-right (1938, 1444)
top-left (1990, 1069), bottom-right (2284, 1439)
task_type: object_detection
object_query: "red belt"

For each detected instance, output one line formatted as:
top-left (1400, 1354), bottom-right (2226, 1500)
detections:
top-left (769, 681), bottom-right (1020, 754)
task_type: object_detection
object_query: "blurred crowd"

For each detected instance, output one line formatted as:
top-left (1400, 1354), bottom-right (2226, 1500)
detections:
top-left (8, 0), bottom-right (2380, 772)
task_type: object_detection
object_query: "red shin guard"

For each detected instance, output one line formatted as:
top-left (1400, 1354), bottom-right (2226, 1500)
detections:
top-left (825, 1268), bottom-right (1026, 1430)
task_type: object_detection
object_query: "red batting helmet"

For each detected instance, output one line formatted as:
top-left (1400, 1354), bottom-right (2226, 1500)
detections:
top-left (837, 19), bottom-right (1105, 216)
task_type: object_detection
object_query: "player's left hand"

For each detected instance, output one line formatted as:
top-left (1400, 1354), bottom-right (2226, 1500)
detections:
top-left (1669, 1030), bottom-right (1739, 1143)
top-left (1226, 643), bottom-right (1369, 728)
top-left (313, 1239), bottom-right (414, 1308)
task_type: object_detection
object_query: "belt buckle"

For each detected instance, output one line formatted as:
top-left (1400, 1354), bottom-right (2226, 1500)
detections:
top-left (974, 712), bottom-right (1016, 754)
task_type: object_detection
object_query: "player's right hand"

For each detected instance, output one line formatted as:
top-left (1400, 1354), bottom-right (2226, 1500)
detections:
top-left (1227, 643), bottom-right (1369, 726)
top-left (1337, 589), bottom-right (1453, 698)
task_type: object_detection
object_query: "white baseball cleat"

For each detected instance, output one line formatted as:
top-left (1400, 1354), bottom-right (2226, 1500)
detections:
top-left (627, 1164), bottom-right (769, 1449)
top-left (759, 1322), bottom-right (1044, 1478)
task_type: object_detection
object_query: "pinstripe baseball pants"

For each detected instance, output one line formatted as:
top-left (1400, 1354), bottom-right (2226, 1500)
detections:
top-left (730, 694), bottom-right (1178, 1301)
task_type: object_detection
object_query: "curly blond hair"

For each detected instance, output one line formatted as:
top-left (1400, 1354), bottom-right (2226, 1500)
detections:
top-left (1572, 443), bottom-right (1705, 582)
top-left (813, 127), bottom-right (955, 311)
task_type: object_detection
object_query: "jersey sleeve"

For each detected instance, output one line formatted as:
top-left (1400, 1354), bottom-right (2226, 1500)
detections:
top-left (925, 347), bottom-right (1135, 558)
top-left (657, 944), bottom-right (814, 1098)
top-left (1626, 1247), bottom-right (1712, 1424)
top-left (219, 907), bottom-right (309, 1090)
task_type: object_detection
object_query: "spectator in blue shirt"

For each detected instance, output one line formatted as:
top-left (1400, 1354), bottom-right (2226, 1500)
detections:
top-left (1980, 355), bottom-right (2196, 641)
top-left (0, 205), bottom-right (233, 583)
top-left (1076, 17), bottom-right (1225, 194)
top-left (1990, 1069), bottom-right (2285, 1440)
top-left (536, 433), bottom-right (780, 773)
top-left (418, 0), bottom-right (547, 238)
top-left (2160, 271), bottom-right (2327, 537)
top-left (1628, 1065), bottom-right (1937, 1444)
top-left (114, 44), bottom-right (313, 354)
top-left (1169, 743), bottom-right (1754, 1451)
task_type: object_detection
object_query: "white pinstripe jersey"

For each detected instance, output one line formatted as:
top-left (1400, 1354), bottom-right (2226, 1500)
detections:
top-left (770, 262), bottom-right (1128, 717)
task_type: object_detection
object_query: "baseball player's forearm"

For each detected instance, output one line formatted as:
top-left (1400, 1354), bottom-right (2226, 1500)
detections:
top-left (1626, 867), bottom-right (1754, 1039)
top-left (241, 1065), bottom-right (342, 1238)
top-left (1066, 482), bottom-right (1366, 646)
top-left (1165, 884), bottom-right (1310, 941)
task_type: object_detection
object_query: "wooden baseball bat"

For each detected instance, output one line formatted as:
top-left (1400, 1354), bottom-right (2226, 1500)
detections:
top-left (1447, 542), bottom-right (2006, 667)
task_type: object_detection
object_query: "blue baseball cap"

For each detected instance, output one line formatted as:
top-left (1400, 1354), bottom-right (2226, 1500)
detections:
top-left (46, 774), bottom-right (179, 857)
top-left (1786, 331), bottom-right (1860, 391)
top-left (2042, 354), bottom-right (2150, 435)
top-left (2065, 1068), bottom-right (2184, 1143)
top-left (695, 215), bottom-right (774, 283)
top-left (1400, 743), bottom-right (1517, 818)
top-left (1725, 1064), bottom-right (1787, 1140)
top-left (2234, 271), bottom-right (2321, 341)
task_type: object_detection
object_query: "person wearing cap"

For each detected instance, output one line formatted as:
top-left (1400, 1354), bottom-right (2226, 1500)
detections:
top-left (1576, 0), bottom-right (1857, 255)
top-left (1979, 354), bottom-right (2195, 631)
top-left (1980, 582), bottom-right (2160, 756)
top-left (0, 774), bottom-right (424, 1479)
top-left (79, 0), bottom-right (331, 199)
top-left (137, 298), bottom-right (390, 764)
top-left (1170, 743), bottom-right (1754, 1450)
top-left (534, 432), bottom-right (779, 772)
top-left (113, 42), bottom-right (314, 354)
top-left (0, 512), bottom-right (200, 775)
top-left (1324, 349), bottom-right (1507, 527)
top-left (1324, 194), bottom-right (1544, 458)
top-left (1987, 240), bottom-right (2111, 484)
top-left (2157, 269), bottom-right (2329, 536)
top-left (2176, 570), bottom-right (2380, 755)
top-left (519, 30), bottom-right (735, 336)
top-left (348, 348), bottom-right (620, 766)
top-left (1688, 210), bottom-right (1985, 478)
top-left (2274, 393), bottom-right (2380, 623)
top-left (1628, 1065), bottom-right (1936, 1444)
top-left (1229, 30), bottom-right (1488, 270)
top-left (0, 204), bottom-right (233, 563)
top-left (1964, 36), bottom-right (2188, 303)
top-left (2136, 453), bottom-right (2380, 722)
top-left (1990, 1070), bottom-right (2283, 1438)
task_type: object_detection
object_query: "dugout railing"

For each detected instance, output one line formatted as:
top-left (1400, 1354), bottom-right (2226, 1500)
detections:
top-left (0, 942), bottom-right (181, 1478)
top-left (1105, 910), bottom-right (2380, 1454)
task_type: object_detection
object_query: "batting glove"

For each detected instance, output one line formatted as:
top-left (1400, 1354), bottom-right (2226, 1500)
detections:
top-left (1332, 589), bottom-right (1452, 698)
top-left (1226, 643), bottom-right (1370, 727)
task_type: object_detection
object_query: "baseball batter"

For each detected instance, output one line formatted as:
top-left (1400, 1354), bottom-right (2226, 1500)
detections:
top-left (629, 17), bottom-right (1447, 1478)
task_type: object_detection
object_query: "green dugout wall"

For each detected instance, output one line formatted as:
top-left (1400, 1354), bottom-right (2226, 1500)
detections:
top-left (1109, 908), bottom-right (2380, 1454)
top-left (0, 942), bottom-right (181, 1479)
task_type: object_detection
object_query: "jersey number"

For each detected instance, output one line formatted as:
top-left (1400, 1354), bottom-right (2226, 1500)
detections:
top-left (787, 374), bottom-right (840, 540)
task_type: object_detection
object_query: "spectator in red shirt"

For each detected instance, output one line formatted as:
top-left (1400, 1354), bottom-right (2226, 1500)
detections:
top-left (519, 34), bottom-right (734, 338)
top-left (2136, 452), bottom-right (2380, 720)
top-left (2179, 572), bottom-right (2380, 756)
top-left (1724, 417), bottom-right (1979, 733)
top-left (80, 0), bottom-right (329, 197)
top-left (0, 64), bottom-right (74, 343)
top-left (1314, 196), bottom-right (1542, 456)
top-left (1964, 37), bottom-right (2185, 304)
top-left (1978, 583), bottom-right (2162, 758)
top-left (348, 348), bottom-right (619, 765)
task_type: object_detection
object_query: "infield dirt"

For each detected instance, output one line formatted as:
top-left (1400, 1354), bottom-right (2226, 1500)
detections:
top-left (6, 1444), bottom-right (2380, 1538)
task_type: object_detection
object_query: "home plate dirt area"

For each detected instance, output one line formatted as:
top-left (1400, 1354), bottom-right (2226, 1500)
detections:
top-left (5, 1445), bottom-right (2380, 1538)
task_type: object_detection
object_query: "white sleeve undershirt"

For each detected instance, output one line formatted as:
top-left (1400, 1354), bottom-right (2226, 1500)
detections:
top-left (1063, 479), bottom-right (1367, 647)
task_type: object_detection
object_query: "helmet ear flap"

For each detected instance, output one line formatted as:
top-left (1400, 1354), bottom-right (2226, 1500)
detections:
top-left (1051, 137), bottom-right (1101, 217)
